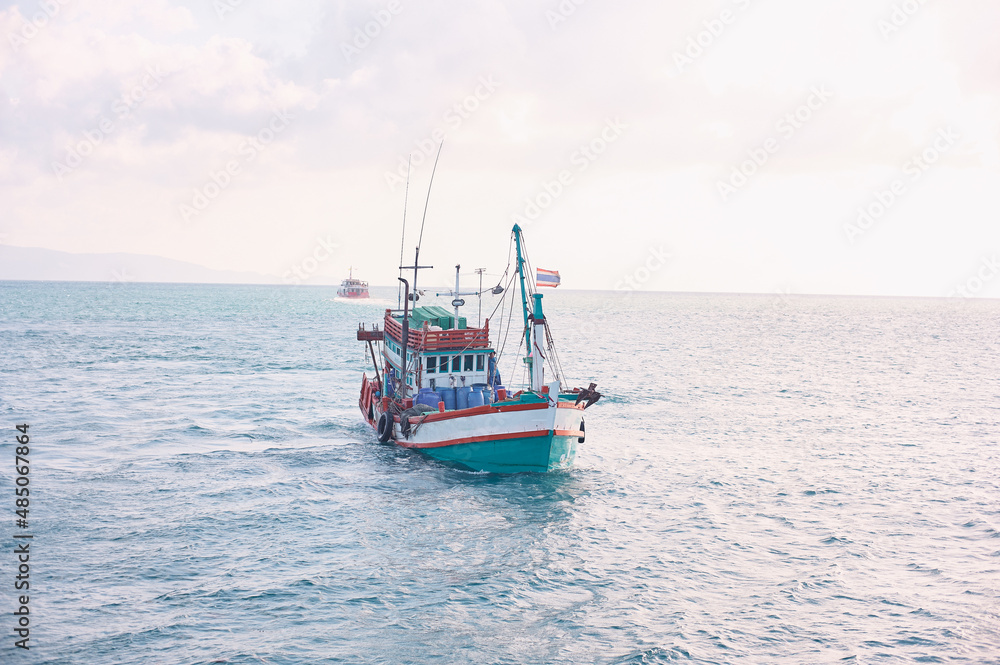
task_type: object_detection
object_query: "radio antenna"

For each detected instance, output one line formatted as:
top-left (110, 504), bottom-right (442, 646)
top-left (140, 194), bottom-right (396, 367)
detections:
top-left (397, 155), bottom-right (411, 310)
top-left (416, 142), bottom-right (443, 253)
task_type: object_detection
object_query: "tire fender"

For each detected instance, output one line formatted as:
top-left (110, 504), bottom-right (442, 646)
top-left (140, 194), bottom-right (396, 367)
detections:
top-left (376, 412), bottom-right (394, 443)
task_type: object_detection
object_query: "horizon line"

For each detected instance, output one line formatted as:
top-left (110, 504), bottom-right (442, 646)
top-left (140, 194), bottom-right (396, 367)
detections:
top-left (1, 278), bottom-right (996, 302)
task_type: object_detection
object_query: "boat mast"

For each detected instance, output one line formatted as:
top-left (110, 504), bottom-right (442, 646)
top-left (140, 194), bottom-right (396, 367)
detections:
top-left (396, 143), bottom-right (443, 398)
top-left (397, 156), bottom-right (411, 310)
top-left (410, 142), bottom-right (443, 300)
top-left (512, 224), bottom-right (532, 353)
top-left (530, 293), bottom-right (546, 392)
top-left (475, 267), bottom-right (485, 327)
top-left (453, 265), bottom-right (461, 320)
top-left (398, 277), bottom-right (411, 400)
top-left (513, 224), bottom-right (543, 389)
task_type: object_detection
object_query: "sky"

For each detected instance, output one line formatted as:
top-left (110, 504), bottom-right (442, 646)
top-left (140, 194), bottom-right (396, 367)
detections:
top-left (1, 0), bottom-right (999, 297)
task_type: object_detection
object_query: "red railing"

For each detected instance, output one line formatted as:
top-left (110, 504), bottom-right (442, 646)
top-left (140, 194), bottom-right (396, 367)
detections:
top-left (357, 323), bottom-right (384, 341)
top-left (382, 309), bottom-right (490, 351)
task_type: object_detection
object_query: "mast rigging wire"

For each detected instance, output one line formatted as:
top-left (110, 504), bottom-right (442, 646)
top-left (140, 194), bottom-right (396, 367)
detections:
top-left (511, 229), bottom-right (566, 387)
top-left (397, 155), bottom-right (411, 310)
top-left (401, 143), bottom-right (444, 387)
top-left (416, 142), bottom-right (443, 252)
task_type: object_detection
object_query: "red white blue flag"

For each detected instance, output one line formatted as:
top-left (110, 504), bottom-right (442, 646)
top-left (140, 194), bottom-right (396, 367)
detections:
top-left (536, 268), bottom-right (560, 288)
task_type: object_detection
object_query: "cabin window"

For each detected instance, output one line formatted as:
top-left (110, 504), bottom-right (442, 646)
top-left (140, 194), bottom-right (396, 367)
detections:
top-left (464, 355), bottom-right (474, 371)
top-left (476, 355), bottom-right (485, 371)
top-left (426, 357), bottom-right (435, 374)
top-left (436, 357), bottom-right (447, 373)
top-left (452, 356), bottom-right (461, 372)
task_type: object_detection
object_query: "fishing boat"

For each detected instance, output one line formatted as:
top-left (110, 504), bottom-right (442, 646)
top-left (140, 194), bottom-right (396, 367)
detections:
top-left (355, 224), bottom-right (601, 473)
top-left (337, 268), bottom-right (369, 299)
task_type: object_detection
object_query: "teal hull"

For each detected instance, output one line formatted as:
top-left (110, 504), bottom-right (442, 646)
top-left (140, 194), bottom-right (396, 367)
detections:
top-left (420, 433), bottom-right (579, 473)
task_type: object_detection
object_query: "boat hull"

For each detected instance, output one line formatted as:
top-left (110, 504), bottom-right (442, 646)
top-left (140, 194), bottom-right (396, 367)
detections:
top-left (420, 431), bottom-right (578, 473)
top-left (359, 377), bottom-right (585, 473)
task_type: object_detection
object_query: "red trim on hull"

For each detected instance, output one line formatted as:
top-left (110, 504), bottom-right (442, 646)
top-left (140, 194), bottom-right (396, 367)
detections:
top-left (396, 429), bottom-right (584, 450)
top-left (399, 401), bottom-right (553, 425)
top-left (495, 402), bottom-right (551, 413)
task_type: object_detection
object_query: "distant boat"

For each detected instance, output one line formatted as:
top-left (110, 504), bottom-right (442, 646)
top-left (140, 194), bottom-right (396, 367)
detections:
top-left (337, 268), bottom-right (369, 299)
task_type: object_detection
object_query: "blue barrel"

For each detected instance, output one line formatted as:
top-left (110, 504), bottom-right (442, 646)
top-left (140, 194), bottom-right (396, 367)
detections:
top-left (468, 388), bottom-right (485, 408)
top-left (415, 388), bottom-right (441, 409)
top-left (456, 386), bottom-right (471, 410)
top-left (439, 387), bottom-right (456, 411)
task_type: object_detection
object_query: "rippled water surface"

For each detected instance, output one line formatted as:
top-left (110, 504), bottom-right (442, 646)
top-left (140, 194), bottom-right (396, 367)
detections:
top-left (1, 281), bottom-right (998, 664)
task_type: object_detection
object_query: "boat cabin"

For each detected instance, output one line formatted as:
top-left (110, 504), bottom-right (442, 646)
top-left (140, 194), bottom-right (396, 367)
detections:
top-left (382, 306), bottom-right (495, 393)
top-left (337, 277), bottom-right (369, 297)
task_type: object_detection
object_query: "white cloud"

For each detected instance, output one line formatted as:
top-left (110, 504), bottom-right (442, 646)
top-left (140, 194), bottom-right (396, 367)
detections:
top-left (0, 0), bottom-right (998, 297)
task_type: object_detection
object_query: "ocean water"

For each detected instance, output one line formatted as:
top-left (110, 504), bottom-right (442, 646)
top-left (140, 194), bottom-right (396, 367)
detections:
top-left (0, 281), bottom-right (998, 664)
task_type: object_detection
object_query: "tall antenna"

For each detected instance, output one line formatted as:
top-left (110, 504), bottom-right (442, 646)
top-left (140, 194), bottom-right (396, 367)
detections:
top-left (417, 142), bottom-right (443, 253)
top-left (475, 267), bottom-right (486, 327)
top-left (397, 143), bottom-right (442, 395)
top-left (410, 141), bottom-right (443, 299)
top-left (397, 155), bottom-right (411, 310)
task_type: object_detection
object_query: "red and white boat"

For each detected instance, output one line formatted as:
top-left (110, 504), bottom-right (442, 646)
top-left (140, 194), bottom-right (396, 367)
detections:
top-left (337, 268), bottom-right (369, 299)
top-left (355, 224), bottom-right (601, 473)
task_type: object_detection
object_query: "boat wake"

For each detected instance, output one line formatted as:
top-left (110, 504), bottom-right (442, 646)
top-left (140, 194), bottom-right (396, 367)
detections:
top-left (331, 297), bottom-right (393, 306)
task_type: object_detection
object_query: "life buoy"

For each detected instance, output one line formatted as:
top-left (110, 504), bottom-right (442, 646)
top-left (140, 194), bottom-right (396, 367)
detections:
top-left (376, 412), bottom-right (393, 443)
top-left (578, 419), bottom-right (585, 444)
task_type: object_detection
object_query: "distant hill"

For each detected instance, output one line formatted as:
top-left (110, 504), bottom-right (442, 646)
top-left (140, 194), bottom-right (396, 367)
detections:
top-left (0, 245), bottom-right (281, 284)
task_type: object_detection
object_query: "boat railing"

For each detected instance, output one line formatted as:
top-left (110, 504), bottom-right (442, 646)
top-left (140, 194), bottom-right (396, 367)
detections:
top-left (382, 309), bottom-right (490, 351)
top-left (357, 323), bottom-right (384, 341)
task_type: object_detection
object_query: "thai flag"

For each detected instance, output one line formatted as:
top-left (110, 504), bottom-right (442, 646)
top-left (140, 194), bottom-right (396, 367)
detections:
top-left (536, 268), bottom-right (561, 288)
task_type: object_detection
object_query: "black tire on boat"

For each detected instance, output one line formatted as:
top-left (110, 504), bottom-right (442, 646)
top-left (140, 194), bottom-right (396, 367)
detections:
top-left (376, 412), bottom-right (393, 443)
top-left (578, 419), bottom-right (585, 444)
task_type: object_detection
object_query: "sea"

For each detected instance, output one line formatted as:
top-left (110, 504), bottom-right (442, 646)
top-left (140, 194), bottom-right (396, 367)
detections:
top-left (0, 281), bottom-right (997, 664)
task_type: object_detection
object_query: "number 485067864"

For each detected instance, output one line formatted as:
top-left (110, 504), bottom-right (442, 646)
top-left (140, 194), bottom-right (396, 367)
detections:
top-left (15, 424), bottom-right (30, 523)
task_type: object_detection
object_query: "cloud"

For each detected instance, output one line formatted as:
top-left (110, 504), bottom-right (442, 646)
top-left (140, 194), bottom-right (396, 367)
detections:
top-left (1, 0), bottom-right (998, 296)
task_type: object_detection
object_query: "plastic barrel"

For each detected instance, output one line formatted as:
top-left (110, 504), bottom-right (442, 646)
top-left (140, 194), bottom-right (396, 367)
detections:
top-left (456, 386), bottom-right (472, 410)
top-left (495, 385), bottom-right (506, 401)
top-left (439, 388), bottom-right (456, 411)
top-left (415, 388), bottom-right (441, 409)
top-left (467, 388), bottom-right (485, 408)
top-left (472, 383), bottom-right (488, 404)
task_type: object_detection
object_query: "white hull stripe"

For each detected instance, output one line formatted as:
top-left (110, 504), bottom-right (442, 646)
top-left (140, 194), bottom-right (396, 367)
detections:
top-left (396, 428), bottom-right (583, 450)
top-left (393, 403), bottom-right (584, 449)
